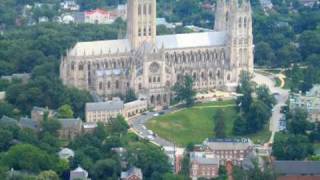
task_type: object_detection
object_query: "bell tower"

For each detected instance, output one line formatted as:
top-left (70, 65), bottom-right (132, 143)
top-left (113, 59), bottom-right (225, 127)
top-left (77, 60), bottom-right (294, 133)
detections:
top-left (127, 0), bottom-right (157, 49)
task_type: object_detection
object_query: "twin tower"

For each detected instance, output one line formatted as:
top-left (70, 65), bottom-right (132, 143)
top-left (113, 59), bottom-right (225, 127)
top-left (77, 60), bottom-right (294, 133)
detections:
top-left (126, 0), bottom-right (253, 66)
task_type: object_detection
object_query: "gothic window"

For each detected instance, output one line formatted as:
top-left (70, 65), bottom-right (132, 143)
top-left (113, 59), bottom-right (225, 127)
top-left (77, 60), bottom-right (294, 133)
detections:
top-left (156, 95), bottom-right (161, 104)
top-left (149, 77), bottom-right (152, 83)
top-left (99, 82), bottom-right (103, 90)
top-left (143, 27), bottom-right (147, 36)
top-left (157, 77), bottom-right (160, 82)
top-left (193, 72), bottom-right (197, 80)
top-left (209, 72), bottom-right (213, 79)
top-left (201, 72), bottom-right (205, 79)
top-left (151, 95), bottom-right (154, 104)
top-left (153, 77), bottom-right (156, 82)
top-left (139, 83), bottom-right (142, 89)
top-left (148, 26), bottom-right (152, 36)
top-left (238, 17), bottom-right (242, 28)
top-left (149, 62), bottom-right (160, 73)
top-left (116, 80), bottom-right (119, 89)
top-left (217, 70), bottom-right (221, 78)
top-left (71, 63), bottom-right (75, 70)
top-left (226, 11), bottom-right (229, 22)
top-left (138, 4), bottom-right (142, 15)
top-left (143, 4), bottom-right (147, 15)
top-left (149, 4), bottom-right (152, 15)
top-left (244, 17), bottom-right (247, 28)
top-left (107, 81), bottom-right (111, 89)
top-left (227, 74), bottom-right (231, 81)
top-left (163, 94), bottom-right (167, 103)
top-left (138, 28), bottom-right (142, 36)
top-left (78, 64), bottom-right (84, 71)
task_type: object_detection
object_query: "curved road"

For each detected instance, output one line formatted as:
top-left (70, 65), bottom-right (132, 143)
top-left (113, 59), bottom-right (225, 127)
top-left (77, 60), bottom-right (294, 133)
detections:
top-left (253, 72), bottom-right (289, 144)
top-left (129, 72), bottom-right (289, 148)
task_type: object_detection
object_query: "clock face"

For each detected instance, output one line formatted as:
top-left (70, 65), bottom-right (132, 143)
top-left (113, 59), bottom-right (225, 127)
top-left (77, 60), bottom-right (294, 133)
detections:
top-left (149, 62), bottom-right (160, 73)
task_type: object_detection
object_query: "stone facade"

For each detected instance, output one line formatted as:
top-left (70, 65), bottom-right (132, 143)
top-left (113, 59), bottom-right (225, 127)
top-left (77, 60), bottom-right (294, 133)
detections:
top-left (60, 0), bottom-right (254, 108)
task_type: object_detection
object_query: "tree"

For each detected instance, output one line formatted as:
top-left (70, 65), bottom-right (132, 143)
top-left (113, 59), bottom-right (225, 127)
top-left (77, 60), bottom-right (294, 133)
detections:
top-left (172, 75), bottom-right (196, 107)
top-left (92, 159), bottom-right (121, 180)
top-left (214, 109), bottom-right (226, 138)
top-left (0, 129), bottom-right (13, 151)
top-left (246, 100), bottom-right (271, 133)
top-left (125, 89), bottom-right (137, 103)
top-left (109, 115), bottom-right (129, 134)
top-left (233, 115), bottom-right (247, 135)
top-left (1, 144), bottom-right (58, 173)
top-left (287, 108), bottom-right (309, 135)
top-left (256, 85), bottom-right (276, 109)
top-left (272, 133), bottom-right (313, 160)
top-left (37, 170), bottom-right (59, 180)
top-left (236, 71), bottom-right (253, 113)
top-left (41, 118), bottom-right (61, 136)
top-left (232, 160), bottom-right (277, 180)
top-left (57, 104), bottom-right (74, 118)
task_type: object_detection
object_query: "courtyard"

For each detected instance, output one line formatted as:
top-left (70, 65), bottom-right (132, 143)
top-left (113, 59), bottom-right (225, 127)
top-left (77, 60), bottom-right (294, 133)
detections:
top-left (147, 100), bottom-right (270, 146)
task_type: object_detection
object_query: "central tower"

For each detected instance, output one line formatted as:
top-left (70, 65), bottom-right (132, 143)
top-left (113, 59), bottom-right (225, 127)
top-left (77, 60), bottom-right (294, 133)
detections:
top-left (127, 0), bottom-right (157, 49)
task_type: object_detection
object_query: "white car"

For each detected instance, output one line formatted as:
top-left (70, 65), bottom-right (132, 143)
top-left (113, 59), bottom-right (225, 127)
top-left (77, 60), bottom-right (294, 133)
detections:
top-left (153, 113), bottom-right (159, 117)
top-left (147, 135), bottom-right (154, 140)
top-left (142, 125), bottom-right (146, 130)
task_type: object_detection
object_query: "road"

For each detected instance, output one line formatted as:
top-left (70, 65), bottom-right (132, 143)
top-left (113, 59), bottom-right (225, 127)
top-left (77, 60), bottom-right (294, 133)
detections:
top-left (253, 72), bottom-right (289, 144)
top-left (129, 109), bottom-right (175, 147)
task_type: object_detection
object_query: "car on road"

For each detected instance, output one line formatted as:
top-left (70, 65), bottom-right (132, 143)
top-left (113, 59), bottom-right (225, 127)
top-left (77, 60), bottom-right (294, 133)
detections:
top-left (147, 135), bottom-right (154, 140)
top-left (153, 113), bottom-right (159, 117)
top-left (142, 125), bottom-right (146, 130)
top-left (147, 130), bottom-right (154, 136)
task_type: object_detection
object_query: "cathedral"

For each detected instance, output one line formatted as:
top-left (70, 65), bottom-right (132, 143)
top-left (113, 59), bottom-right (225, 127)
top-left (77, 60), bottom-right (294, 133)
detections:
top-left (60, 0), bottom-right (254, 108)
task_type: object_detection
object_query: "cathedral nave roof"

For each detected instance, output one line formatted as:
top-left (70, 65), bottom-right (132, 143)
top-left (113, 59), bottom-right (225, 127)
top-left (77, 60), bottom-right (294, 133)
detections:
top-left (68, 31), bottom-right (227, 57)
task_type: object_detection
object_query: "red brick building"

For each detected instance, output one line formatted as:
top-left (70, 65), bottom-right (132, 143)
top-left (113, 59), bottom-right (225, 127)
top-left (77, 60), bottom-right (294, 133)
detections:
top-left (190, 152), bottom-right (220, 180)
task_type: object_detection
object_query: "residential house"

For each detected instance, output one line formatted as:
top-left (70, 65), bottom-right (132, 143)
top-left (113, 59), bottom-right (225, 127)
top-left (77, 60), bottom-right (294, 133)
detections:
top-left (190, 151), bottom-right (219, 180)
top-left (1, 73), bottom-right (31, 84)
top-left (57, 118), bottom-right (83, 140)
top-left (290, 85), bottom-right (320, 122)
top-left (70, 166), bottom-right (89, 180)
top-left (19, 117), bottom-right (39, 131)
top-left (82, 122), bottom-right (97, 133)
top-left (58, 148), bottom-right (75, 160)
top-left (31, 106), bottom-right (56, 122)
top-left (121, 167), bottom-right (143, 180)
top-left (272, 161), bottom-right (320, 180)
top-left (85, 98), bottom-right (124, 123)
top-left (84, 9), bottom-right (117, 24)
top-left (198, 138), bottom-right (255, 166)
top-left (60, 0), bottom-right (80, 11)
top-left (163, 146), bottom-right (185, 173)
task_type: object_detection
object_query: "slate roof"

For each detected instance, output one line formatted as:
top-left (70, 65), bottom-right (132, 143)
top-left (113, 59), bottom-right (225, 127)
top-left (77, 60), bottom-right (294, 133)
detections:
top-left (203, 138), bottom-right (253, 151)
top-left (19, 117), bottom-right (38, 130)
top-left (86, 99), bottom-right (124, 112)
top-left (190, 152), bottom-right (219, 165)
top-left (273, 161), bottom-right (320, 175)
top-left (58, 118), bottom-right (82, 129)
top-left (68, 31), bottom-right (227, 56)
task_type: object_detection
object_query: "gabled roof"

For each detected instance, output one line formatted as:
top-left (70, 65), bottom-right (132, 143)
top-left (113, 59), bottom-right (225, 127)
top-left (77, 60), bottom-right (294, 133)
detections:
top-left (273, 161), bottom-right (320, 175)
top-left (68, 31), bottom-right (227, 57)
top-left (121, 167), bottom-right (143, 179)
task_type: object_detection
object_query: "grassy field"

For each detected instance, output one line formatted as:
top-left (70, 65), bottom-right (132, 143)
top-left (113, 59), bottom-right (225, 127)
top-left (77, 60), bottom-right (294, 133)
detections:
top-left (147, 100), bottom-right (271, 146)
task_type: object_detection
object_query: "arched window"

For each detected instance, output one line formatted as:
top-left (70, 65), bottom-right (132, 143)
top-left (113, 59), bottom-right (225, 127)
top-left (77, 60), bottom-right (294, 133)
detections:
top-left (139, 83), bottom-right (142, 90)
top-left (244, 17), bottom-right (247, 28)
top-left (99, 82), bottom-right (103, 90)
top-left (227, 74), bottom-right (231, 81)
top-left (149, 4), bottom-right (152, 15)
top-left (107, 81), bottom-right (111, 89)
top-left (116, 80), bottom-right (119, 89)
top-left (239, 17), bottom-right (242, 28)
top-left (193, 72), bottom-right (197, 80)
top-left (78, 64), bottom-right (84, 71)
top-left (157, 77), bottom-right (160, 82)
top-left (143, 4), bottom-right (147, 15)
top-left (138, 4), bottom-right (142, 15)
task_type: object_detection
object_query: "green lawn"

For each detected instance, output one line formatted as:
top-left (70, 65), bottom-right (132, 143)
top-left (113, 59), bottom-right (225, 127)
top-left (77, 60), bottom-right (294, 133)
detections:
top-left (147, 100), bottom-right (271, 146)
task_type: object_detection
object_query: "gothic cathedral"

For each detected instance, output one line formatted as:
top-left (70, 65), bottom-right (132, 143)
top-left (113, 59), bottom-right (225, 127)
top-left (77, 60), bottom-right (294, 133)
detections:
top-left (60, 0), bottom-right (254, 107)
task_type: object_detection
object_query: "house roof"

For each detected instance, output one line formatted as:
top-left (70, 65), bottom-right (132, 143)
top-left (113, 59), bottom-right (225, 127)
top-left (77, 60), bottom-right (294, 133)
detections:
top-left (70, 166), bottom-right (88, 179)
top-left (0, 116), bottom-right (18, 125)
top-left (68, 31), bottom-right (227, 56)
top-left (273, 161), bottom-right (320, 175)
top-left (86, 99), bottom-right (124, 112)
top-left (203, 138), bottom-right (253, 151)
top-left (190, 152), bottom-right (219, 165)
top-left (121, 167), bottom-right (143, 179)
top-left (19, 117), bottom-right (38, 130)
top-left (58, 118), bottom-right (82, 129)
